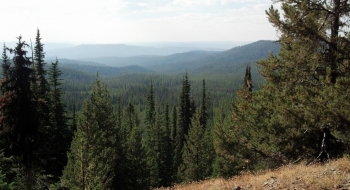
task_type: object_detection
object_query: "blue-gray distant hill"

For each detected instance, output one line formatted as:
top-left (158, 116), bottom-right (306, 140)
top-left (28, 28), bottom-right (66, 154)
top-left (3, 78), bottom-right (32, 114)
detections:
top-left (46, 44), bottom-right (224, 59)
top-left (79, 51), bottom-right (220, 67)
top-left (1, 40), bottom-right (280, 80)
top-left (192, 40), bottom-right (280, 74)
top-left (51, 58), bottom-right (152, 77)
top-left (144, 40), bottom-right (281, 73)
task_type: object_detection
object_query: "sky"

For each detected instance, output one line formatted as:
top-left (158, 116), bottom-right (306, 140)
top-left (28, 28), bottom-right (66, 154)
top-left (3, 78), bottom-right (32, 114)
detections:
top-left (1, 0), bottom-right (279, 44)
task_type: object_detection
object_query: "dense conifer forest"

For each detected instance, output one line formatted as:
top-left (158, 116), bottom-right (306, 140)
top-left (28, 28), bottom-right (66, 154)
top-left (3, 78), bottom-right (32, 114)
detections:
top-left (1, 0), bottom-right (350, 189)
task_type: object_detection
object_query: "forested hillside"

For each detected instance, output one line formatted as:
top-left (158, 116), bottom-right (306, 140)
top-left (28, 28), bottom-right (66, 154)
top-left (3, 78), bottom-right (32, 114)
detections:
top-left (44, 40), bottom-right (279, 75)
top-left (50, 40), bottom-right (279, 112)
top-left (45, 44), bottom-right (224, 59)
top-left (1, 0), bottom-right (350, 189)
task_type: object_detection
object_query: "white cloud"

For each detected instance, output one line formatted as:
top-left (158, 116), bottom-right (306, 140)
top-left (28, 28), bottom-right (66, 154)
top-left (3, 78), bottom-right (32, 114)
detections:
top-left (172, 0), bottom-right (269, 6)
top-left (1, 0), bottom-right (277, 43)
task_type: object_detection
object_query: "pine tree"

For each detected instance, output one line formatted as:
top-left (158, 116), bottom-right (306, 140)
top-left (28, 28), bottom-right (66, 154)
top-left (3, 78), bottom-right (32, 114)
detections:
top-left (32, 31), bottom-right (51, 159)
top-left (143, 80), bottom-right (160, 187)
top-left (143, 81), bottom-right (175, 188)
top-left (33, 29), bottom-right (49, 99)
top-left (111, 99), bottom-right (127, 189)
top-left (1, 43), bottom-right (10, 95)
top-left (71, 101), bottom-right (77, 132)
top-left (199, 79), bottom-right (208, 128)
top-left (254, 0), bottom-right (350, 160)
top-left (158, 104), bottom-right (174, 187)
top-left (213, 105), bottom-right (243, 177)
top-left (0, 37), bottom-right (41, 188)
top-left (199, 79), bottom-right (215, 178)
top-left (216, 0), bottom-right (350, 170)
top-left (243, 65), bottom-right (252, 92)
top-left (178, 112), bottom-right (206, 182)
top-left (45, 58), bottom-right (70, 181)
top-left (171, 106), bottom-right (177, 143)
top-left (61, 75), bottom-right (116, 189)
top-left (0, 149), bottom-right (16, 189)
top-left (174, 72), bottom-right (195, 180)
top-left (125, 113), bottom-right (148, 190)
top-left (213, 65), bottom-right (263, 175)
top-left (178, 80), bottom-right (214, 182)
top-left (112, 103), bottom-right (148, 189)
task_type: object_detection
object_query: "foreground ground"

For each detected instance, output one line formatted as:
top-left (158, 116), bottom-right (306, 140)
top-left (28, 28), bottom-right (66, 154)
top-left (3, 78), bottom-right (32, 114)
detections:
top-left (160, 158), bottom-right (350, 190)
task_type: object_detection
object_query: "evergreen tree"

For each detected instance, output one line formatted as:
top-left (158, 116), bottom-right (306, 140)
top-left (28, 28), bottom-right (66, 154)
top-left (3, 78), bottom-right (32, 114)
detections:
top-left (174, 72), bottom-right (195, 180)
top-left (214, 64), bottom-right (265, 175)
top-left (142, 81), bottom-right (175, 188)
top-left (45, 58), bottom-right (70, 181)
top-left (158, 104), bottom-right (174, 187)
top-left (33, 29), bottom-right (49, 99)
top-left (71, 101), bottom-right (77, 132)
top-left (111, 99), bottom-right (127, 189)
top-left (112, 103), bottom-right (148, 190)
top-left (199, 79), bottom-right (208, 128)
top-left (61, 75), bottom-right (116, 189)
top-left (199, 79), bottom-right (215, 178)
top-left (171, 106), bottom-right (177, 143)
top-left (0, 36), bottom-right (41, 188)
top-left (243, 65), bottom-right (252, 92)
top-left (179, 80), bottom-right (214, 182)
top-left (143, 80), bottom-right (160, 187)
top-left (1, 43), bottom-right (10, 95)
top-left (216, 0), bottom-right (350, 171)
top-left (178, 112), bottom-right (207, 182)
top-left (254, 0), bottom-right (350, 160)
top-left (0, 149), bottom-right (16, 189)
top-left (213, 105), bottom-right (243, 177)
top-left (125, 113), bottom-right (148, 190)
top-left (32, 31), bottom-right (51, 163)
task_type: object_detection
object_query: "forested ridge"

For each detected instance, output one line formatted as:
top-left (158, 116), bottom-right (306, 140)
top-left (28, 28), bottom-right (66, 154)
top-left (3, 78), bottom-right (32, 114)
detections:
top-left (2, 0), bottom-right (350, 189)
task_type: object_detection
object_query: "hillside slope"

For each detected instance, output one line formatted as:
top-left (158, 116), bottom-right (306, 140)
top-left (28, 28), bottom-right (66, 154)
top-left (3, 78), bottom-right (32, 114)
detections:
top-left (147, 40), bottom-right (280, 73)
top-left (78, 51), bottom-right (219, 67)
top-left (161, 158), bottom-right (350, 190)
top-left (46, 44), bottom-right (223, 59)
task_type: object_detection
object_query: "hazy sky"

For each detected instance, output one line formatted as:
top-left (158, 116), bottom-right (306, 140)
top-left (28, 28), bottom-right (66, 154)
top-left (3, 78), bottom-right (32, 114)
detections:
top-left (2, 0), bottom-right (278, 44)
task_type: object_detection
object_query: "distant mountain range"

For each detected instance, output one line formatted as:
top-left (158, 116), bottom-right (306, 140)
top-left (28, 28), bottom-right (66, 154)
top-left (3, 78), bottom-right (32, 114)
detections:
top-left (45, 44), bottom-right (225, 59)
top-left (0, 40), bottom-right (281, 79)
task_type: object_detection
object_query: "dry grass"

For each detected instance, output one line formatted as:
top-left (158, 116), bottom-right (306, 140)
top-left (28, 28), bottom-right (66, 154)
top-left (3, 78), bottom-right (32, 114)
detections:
top-left (159, 158), bottom-right (350, 190)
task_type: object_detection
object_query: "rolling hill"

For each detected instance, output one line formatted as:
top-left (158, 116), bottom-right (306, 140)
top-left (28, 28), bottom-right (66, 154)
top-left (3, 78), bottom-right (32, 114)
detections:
top-left (144, 40), bottom-right (280, 73)
top-left (0, 40), bottom-right (281, 80)
top-left (45, 44), bottom-right (224, 59)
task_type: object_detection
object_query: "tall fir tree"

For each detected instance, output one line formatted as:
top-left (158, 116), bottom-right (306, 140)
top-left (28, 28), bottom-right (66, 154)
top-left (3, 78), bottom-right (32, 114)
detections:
top-left (112, 103), bottom-right (148, 190)
top-left (179, 79), bottom-right (214, 182)
top-left (33, 29), bottom-right (49, 99)
top-left (0, 36), bottom-right (41, 189)
top-left (171, 106), bottom-right (177, 144)
top-left (214, 64), bottom-right (261, 176)
top-left (178, 112), bottom-right (207, 182)
top-left (71, 101), bottom-right (77, 132)
top-left (243, 65), bottom-right (252, 92)
top-left (199, 79), bottom-right (208, 128)
top-left (199, 79), bottom-right (215, 178)
top-left (61, 75), bottom-right (116, 189)
top-left (1, 43), bottom-right (10, 95)
top-left (254, 0), bottom-right (350, 160)
top-left (174, 72), bottom-right (195, 180)
top-left (158, 104), bottom-right (174, 187)
top-left (216, 0), bottom-right (350, 172)
top-left (213, 104), bottom-right (243, 177)
top-left (143, 80), bottom-right (160, 187)
top-left (45, 58), bottom-right (70, 181)
top-left (32, 30), bottom-right (50, 157)
top-left (125, 112), bottom-right (148, 190)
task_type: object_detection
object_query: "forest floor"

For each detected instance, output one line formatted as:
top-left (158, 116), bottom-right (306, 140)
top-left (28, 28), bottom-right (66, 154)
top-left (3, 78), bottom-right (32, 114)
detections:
top-left (159, 158), bottom-right (350, 190)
